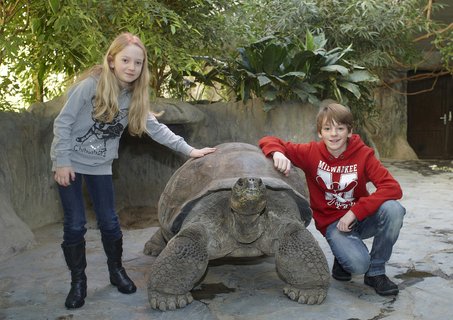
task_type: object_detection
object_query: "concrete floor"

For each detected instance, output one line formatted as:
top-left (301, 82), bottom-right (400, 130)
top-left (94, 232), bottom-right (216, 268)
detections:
top-left (1, 160), bottom-right (452, 320)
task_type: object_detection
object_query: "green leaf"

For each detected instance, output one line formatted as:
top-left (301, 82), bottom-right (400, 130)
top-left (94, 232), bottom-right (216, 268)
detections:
top-left (320, 65), bottom-right (349, 76)
top-left (290, 51), bottom-right (316, 73)
top-left (280, 71), bottom-right (306, 79)
top-left (325, 44), bottom-right (353, 65)
top-left (304, 29), bottom-right (315, 51)
top-left (242, 48), bottom-right (263, 73)
top-left (338, 81), bottom-right (361, 99)
top-left (312, 33), bottom-right (328, 51)
top-left (267, 74), bottom-right (288, 86)
top-left (251, 35), bottom-right (276, 48)
top-left (48, 0), bottom-right (60, 14)
top-left (257, 75), bottom-right (272, 87)
top-left (307, 93), bottom-right (321, 106)
top-left (293, 89), bottom-right (308, 102)
top-left (299, 82), bottom-right (318, 93)
top-left (346, 70), bottom-right (378, 83)
top-left (262, 43), bottom-right (287, 74)
top-left (31, 18), bottom-right (42, 34)
top-left (238, 69), bottom-right (257, 78)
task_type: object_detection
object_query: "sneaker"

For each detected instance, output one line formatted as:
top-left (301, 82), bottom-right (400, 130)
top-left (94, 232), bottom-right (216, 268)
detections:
top-left (332, 258), bottom-right (352, 281)
top-left (364, 274), bottom-right (399, 296)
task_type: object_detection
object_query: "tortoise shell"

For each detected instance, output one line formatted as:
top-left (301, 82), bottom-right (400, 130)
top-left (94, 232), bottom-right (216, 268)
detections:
top-left (158, 142), bottom-right (312, 235)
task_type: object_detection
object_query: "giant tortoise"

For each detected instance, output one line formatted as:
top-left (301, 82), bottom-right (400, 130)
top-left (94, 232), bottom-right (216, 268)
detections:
top-left (143, 142), bottom-right (329, 310)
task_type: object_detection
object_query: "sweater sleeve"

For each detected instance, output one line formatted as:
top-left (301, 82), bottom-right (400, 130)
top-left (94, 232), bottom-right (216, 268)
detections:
top-left (258, 136), bottom-right (308, 168)
top-left (259, 136), bottom-right (291, 157)
top-left (51, 77), bottom-right (95, 168)
top-left (350, 153), bottom-right (403, 220)
top-left (145, 113), bottom-right (194, 156)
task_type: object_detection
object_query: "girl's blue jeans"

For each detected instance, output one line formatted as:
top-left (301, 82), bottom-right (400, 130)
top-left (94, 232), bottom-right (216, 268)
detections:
top-left (57, 173), bottom-right (122, 245)
top-left (325, 200), bottom-right (405, 276)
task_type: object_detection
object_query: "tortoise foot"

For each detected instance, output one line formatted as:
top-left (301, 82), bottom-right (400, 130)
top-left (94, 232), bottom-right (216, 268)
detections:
top-left (148, 291), bottom-right (194, 311)
top-left (283, 285), bottom-right (327, 305)
top-left (143, 229), bottom-right (166, 256)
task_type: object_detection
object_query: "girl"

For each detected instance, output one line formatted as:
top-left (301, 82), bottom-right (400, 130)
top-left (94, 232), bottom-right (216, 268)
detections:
top-left (50, 32), bottom-right (215, 309)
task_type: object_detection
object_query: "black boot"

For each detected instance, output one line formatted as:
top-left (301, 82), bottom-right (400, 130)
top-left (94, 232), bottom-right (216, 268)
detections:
top-left (102, 237), bottom-right (136, 294)
top-left (364, 274), bottom-right (399, 296)
top-left (62, 241), bottom-right (87, 309)
top-left (332, 257), bottom-right (352, 281)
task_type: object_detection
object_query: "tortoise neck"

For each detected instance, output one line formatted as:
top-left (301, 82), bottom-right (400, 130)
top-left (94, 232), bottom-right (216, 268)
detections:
top-left (230, 209), bottom-right (266, 244)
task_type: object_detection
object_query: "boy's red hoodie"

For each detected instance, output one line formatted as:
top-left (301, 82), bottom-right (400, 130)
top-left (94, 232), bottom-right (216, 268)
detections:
top-left (259, 134), bottom-right (403, 236)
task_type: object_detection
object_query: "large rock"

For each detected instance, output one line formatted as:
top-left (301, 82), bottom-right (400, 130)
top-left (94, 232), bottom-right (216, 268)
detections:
top-left (0, 192), bottom-right (35, 261)
top-left (0, 111), bottom-right (51, 261)
top-left (191, 99), bottom-right (319, 146)
top-left (370, 72), bottom-right (418, 160)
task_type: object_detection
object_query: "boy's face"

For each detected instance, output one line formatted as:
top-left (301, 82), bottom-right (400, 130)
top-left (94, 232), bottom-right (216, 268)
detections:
top-left (318, 118), bottom-right (352, 158)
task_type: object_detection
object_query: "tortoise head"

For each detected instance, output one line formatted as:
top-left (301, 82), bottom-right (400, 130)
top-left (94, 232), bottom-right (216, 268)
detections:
top-left (230, 177), bottom-right (266, 243)
top-left (229, 177), bottom-right (267, 244)
top-left (230, 177), bottom-right (267, 216)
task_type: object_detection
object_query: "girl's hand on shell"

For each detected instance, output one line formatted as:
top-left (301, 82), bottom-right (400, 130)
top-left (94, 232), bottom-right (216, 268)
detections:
top-left (189, 147), bottom-right (216, 158)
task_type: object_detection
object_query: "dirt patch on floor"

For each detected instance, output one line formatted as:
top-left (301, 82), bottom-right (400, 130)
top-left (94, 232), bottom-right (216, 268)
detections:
top-left (118, 206), bottom-right (159, 230)
top-left (384, 159), bottom-right (453, 176)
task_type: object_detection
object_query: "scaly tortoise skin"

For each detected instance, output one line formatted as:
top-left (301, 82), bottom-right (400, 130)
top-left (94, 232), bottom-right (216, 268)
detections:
top-left (144, 142), bottom-right (329, 310)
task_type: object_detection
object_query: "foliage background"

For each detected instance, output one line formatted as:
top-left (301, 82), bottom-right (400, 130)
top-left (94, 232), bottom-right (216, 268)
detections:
top-left (0, 0), bottom-right (452, 114)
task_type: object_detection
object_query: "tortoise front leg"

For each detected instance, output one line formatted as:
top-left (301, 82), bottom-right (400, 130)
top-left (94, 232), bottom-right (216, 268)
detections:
top-left (143, 227), bottom-right (167, 256)
top-left (276, 223), bottom-right (330, 304)
top-left (147, 224), bottom-right (209, 311)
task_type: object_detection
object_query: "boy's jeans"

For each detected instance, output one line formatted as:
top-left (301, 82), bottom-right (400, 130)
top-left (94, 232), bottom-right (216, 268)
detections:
top-left (325, 200), bottom-right (405, 276)
top-left (58, 173), bottom-right (122, 245)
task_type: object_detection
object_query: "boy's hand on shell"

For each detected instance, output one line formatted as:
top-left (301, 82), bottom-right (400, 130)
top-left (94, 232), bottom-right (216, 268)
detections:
top-left (273, 151), bottom-right (291, 176)
top-left (189, 147), bottom-right (216, 158)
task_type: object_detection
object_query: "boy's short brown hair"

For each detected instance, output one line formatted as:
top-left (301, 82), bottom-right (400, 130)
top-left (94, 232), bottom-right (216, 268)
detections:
top-left (316, 103), bottom-right (353, 133)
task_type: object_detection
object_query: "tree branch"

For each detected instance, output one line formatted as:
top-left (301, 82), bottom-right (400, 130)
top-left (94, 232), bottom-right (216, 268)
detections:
top-left (413, 22), bottom-right (453, 42)
top-left (379, 70), bottom-right (450, 96)
top-left (425, 0), bottom-right (433, 20)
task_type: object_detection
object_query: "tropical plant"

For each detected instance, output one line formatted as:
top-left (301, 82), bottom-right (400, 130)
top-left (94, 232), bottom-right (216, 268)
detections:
top-left (194, 31), bottom-right (377, 113)
top-left (1, 0), bottom-right (451, 110)
top-left (0, 0), bottom-right (241, 108)
top-left (236, 0), bottom-right (453, 75)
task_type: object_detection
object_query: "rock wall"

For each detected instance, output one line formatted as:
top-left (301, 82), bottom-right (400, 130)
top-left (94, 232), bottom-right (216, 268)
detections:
top-left (191, 99), bottom-right (319, 146)
top-left (0, 110), bottom-right (55, 261)
top-left (113, 99), bottom-right (319, 225)
top-left (370, 73), bottom-right (418, 160)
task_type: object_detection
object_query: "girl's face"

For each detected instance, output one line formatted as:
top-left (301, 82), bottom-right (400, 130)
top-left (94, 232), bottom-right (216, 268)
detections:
top-left (109, 44), bottom-right (144, 88)
top-left (318, 118), bottom-right (352, 158)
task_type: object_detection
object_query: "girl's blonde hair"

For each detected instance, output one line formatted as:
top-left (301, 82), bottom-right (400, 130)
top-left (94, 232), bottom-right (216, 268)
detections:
top-left (73, 32), bottom-right (150, 136)
top-left (316, 103), bottom-right (354, 134)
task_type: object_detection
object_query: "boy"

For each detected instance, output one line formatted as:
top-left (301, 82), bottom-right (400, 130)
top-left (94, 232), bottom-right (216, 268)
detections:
top-left (259, 103), bottom-right (405, 296)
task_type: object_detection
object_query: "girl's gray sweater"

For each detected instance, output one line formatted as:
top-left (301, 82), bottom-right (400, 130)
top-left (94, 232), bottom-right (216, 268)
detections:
top-left (50, 76), bottom-right (193, 175)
